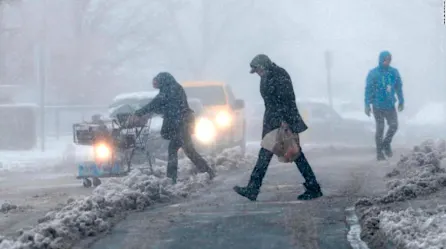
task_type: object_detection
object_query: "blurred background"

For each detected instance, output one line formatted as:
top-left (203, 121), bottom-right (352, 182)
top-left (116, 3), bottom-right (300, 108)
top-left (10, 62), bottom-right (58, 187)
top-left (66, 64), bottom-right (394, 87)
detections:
top-left (0, 0), bottom-right (444, 149)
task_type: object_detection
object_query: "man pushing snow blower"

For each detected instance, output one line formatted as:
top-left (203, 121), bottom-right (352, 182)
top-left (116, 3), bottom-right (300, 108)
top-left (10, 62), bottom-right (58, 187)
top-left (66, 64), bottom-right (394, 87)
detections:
top-left (129, 72), bottom-right (215, 184)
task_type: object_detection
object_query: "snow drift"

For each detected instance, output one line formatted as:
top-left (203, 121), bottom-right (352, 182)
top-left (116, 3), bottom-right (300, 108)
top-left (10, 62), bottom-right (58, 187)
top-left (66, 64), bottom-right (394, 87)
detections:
top-left (0, 147), bottom-right (255, 249)
top-left (379, 206), bottom-right (446, 249)
top-left (356, 139), bottom-right (446, 249)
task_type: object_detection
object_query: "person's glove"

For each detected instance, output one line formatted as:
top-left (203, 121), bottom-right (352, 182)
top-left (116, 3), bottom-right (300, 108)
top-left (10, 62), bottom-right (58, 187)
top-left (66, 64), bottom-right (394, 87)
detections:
top-left (398, 103), bottom-right (404, 112)
top-left (364, 106), bottom-right (371, 117)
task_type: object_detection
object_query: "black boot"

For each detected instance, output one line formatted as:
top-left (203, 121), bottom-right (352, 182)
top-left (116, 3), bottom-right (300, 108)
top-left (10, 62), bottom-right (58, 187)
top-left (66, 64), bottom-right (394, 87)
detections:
top-left (233, 186), bottom-right (259, 201)
top-left (297, 182), bottom-right (323, 200)
top-left (377, 150), bottom-right (386, 161)
top-left (382, 143), bottom-right (393, 158)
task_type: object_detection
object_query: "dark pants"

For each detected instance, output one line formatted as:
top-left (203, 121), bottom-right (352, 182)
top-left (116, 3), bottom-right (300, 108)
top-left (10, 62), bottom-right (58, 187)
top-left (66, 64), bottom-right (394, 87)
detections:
top-left (247, 147), bottom-right (319, 193)
top-left (167, 132), bottom-right (211, 182)
top-left (373, 107), bottom-right (398, 152)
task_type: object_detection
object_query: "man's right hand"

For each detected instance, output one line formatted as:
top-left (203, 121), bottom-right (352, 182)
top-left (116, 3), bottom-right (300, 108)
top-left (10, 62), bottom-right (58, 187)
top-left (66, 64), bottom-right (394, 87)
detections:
top-left (365, 106), bottom-right (371, 117)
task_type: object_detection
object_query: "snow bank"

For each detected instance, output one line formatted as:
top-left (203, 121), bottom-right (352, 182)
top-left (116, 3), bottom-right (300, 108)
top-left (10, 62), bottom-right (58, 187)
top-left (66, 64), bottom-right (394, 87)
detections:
top-left (380, 139), bottom-right (446, 204)
top-left (0, 147), bottom-right (254, 249)
top-left (356, 139), bottom-right (446, 207)
top-left (379, 206), bottom-right (446, 249)
top-left (0, 203), bottom-right (29, 214)
top-left (356, 139), bottom-right (446, 249)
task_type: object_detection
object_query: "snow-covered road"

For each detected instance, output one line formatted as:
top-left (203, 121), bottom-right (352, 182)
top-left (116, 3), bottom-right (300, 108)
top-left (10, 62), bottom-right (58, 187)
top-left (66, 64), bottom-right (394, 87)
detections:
top-left (3, 136), bottom-right (440, 249)
top-left (86, 147), bottom-right (403, 249)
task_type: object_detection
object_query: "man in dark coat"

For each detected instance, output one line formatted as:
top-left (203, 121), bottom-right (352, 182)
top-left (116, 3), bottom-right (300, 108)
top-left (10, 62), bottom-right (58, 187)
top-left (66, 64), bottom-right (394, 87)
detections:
top-left (133, 72), bottom-right (215, 184)
top-left (233, 54), bottom-right (323, 201)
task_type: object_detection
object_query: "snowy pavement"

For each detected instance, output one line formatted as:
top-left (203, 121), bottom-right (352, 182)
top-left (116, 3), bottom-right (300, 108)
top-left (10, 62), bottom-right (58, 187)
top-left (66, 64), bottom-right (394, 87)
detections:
top-left (1, 136), bottom-right (434, 249)
top-left (0, 136), bottom-right (91, 173)
top-left (85, 147), bottom-right (403, 249)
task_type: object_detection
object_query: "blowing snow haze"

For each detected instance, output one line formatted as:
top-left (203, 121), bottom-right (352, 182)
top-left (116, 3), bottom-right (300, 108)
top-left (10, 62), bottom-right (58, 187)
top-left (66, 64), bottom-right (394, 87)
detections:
top-left (0, 0), bottom-right (444, 110)
top-left (1, 1), bottom-right (446, 249)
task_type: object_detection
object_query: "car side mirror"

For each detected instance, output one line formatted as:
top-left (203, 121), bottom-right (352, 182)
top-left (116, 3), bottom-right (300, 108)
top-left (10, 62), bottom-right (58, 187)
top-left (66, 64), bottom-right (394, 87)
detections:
top-left (234, 99), bottom-right (245, 109)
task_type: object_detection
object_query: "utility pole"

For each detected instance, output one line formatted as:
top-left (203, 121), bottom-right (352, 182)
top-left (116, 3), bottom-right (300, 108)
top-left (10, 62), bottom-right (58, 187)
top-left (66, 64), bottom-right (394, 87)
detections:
top-left (37, 0), bottom-right (48, 151)
top-left (325, 50), bottom-right (333, 109)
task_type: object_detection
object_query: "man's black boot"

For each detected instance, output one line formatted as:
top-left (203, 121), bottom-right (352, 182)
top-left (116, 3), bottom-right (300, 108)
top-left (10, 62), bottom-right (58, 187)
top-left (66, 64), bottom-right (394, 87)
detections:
top-left (233, 185), bottom-right (258, 201)
top-left (383, 143), bottom-right (393, 158)
top-left (297, 182), bottom-right (323, 200)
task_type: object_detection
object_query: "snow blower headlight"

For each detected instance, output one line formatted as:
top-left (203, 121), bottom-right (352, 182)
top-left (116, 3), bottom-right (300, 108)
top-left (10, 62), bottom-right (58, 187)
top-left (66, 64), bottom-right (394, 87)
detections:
top-left (94, 142), bottom-right (112, 161)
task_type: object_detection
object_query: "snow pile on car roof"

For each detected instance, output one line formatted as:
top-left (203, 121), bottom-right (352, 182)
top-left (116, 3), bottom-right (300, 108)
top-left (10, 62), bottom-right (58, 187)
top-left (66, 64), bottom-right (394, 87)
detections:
top-left (112, 91), bottom-right (159, 103)
top-left (0, 147), bottom-right (254, 249)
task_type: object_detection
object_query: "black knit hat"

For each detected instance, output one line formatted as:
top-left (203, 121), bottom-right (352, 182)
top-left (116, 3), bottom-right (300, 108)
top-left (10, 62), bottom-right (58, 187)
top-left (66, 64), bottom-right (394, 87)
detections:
top-left (249, 54), bottom-right (272, 73)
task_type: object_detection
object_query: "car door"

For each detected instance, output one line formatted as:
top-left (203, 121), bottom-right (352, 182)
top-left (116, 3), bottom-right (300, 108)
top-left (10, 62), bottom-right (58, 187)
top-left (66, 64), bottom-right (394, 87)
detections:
top-left (318, 105), bottom-right (362, 143)
top-left (225, 85), bottom-right (244, 142)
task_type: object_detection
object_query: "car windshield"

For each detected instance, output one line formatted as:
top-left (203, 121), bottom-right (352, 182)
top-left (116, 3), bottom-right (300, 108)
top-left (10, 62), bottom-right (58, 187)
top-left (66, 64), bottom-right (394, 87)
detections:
top-left (300, 102), bottom-right (342, 121)
top-left (184, 86), bottom-right (227, 106)
top-left (188, 99), bottom-right (203, 114)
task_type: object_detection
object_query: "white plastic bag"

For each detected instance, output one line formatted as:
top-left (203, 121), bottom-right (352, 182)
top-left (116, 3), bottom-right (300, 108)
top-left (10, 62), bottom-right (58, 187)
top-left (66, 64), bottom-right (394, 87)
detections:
top-left (260, 127), bottom-right (301, 163)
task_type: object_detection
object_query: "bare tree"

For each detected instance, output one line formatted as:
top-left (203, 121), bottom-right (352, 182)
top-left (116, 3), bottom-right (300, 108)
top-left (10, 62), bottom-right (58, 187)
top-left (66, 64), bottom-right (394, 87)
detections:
top-left (46, 0), bottom-right (177, 104)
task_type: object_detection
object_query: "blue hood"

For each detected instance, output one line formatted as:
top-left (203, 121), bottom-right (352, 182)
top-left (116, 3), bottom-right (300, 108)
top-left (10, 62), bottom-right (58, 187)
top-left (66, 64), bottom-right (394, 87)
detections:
top-left (378, 51), bottom-right (391, 68)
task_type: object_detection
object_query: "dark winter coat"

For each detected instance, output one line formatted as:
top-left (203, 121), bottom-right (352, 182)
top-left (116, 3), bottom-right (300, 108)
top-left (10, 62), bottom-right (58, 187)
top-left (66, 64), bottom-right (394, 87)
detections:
top-left (260, 63), bottom-right (307, 138)
top-left (135, 72), bottom-right (194, 140)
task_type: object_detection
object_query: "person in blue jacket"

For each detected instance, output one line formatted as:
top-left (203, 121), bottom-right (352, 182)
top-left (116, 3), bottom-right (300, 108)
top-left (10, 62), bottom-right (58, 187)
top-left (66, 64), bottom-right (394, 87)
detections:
top-left (365, 51), bottom-right (404, 161)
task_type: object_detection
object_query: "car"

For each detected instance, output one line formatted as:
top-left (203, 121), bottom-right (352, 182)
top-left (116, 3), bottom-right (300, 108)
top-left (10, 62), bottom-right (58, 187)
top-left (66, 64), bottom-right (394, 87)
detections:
top-left (245, 101), bottom-right (264, 141)
top-left (297, 101), bottom-right (374, 145)
top-left (182, 81), bottom-right (246, 154)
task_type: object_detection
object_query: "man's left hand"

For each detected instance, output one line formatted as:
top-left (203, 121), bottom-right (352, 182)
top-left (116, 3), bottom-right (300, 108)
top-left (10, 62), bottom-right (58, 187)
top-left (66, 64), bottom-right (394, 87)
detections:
top-left (398, 103), bottom-right (404, 112)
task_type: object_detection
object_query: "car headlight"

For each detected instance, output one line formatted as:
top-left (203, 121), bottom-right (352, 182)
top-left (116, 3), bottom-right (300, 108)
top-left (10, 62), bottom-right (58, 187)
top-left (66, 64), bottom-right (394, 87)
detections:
top-left (215, 111), bottom-right (232, 128)
top-left (94, 143), bottom-right (112, 161)
top-left (195, 117), bottom-right (216, 144)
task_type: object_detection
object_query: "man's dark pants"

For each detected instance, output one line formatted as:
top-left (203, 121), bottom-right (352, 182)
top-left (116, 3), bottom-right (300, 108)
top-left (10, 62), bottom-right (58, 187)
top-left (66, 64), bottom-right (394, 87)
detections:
top-left (372, 107), bottom-right (398, 153)
top-left (166, 131), bottom-right (211, 182)
top-left (247, 146), bottom-right (318, 194)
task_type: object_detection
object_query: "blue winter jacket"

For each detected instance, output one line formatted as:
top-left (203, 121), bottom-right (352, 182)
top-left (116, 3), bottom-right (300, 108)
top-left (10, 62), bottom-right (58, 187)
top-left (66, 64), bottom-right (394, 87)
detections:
top-left (364, 51), bottom-right (404, 110)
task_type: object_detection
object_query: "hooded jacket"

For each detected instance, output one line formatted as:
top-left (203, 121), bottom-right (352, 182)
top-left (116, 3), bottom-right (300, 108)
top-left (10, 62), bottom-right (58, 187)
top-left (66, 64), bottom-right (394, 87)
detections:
top-left (135, 72), bottom-right (194, 140)
top-left (365, 51), bottom-right (404, 110)
top-left (260, 62), bottom-right (308, 137)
